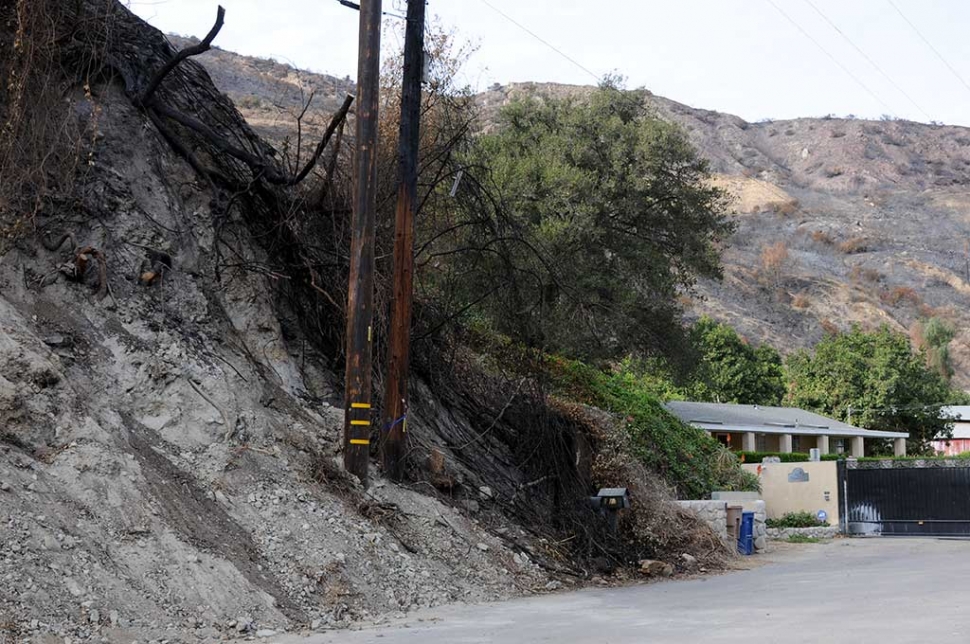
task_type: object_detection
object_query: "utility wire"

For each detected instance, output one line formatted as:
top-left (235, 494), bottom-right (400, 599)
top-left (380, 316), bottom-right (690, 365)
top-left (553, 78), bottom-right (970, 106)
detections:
top-left (887, 0), bottom-right (970, 98)
top-left (803, 0), bottom-right (932, 122)
top-left (765, 0), bottom-right (897, 116)
top-left (475, 0), bottom-right (601, 83)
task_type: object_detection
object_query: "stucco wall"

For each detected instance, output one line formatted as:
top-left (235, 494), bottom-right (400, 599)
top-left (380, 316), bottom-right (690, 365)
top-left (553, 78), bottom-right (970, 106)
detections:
top-left (742, 460), bottom-right (839, 526)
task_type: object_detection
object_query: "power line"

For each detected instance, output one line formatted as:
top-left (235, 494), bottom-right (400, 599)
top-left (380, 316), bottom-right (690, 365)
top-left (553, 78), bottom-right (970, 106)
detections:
top-left (475, 0), bottom-right (600, 83)
top-left (886, 0), bottom-right (970, 98)
top-left (802, 0), bottom-right (932, 122)
top-left (765, 0), bottom-right (897, 116)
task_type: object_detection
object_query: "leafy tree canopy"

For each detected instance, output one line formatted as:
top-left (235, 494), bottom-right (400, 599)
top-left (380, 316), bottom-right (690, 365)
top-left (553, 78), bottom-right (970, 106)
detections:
top-left (456, 80), bottom-right (733, 361)
top-left (684, 317), bottom-right (785, 406)
top-left (785, 324), bottom-right (968, 454)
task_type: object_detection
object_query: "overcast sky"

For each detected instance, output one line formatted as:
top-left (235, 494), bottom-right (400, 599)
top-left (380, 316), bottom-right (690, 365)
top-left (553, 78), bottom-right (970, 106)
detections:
top-left (128, 0), bottom-right (970, 126)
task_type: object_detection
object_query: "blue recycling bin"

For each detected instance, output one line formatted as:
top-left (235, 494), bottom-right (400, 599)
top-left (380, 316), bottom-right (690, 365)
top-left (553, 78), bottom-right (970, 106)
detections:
top-left (737, 511), bottom-right (754, 555)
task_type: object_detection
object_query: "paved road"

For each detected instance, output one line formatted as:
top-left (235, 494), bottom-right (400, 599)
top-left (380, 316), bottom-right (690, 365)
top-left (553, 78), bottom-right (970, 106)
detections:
top-left (282, 538), bottom-right (970, 643)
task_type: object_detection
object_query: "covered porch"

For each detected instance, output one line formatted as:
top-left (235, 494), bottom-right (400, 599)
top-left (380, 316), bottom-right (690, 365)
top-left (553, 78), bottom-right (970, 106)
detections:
top-left (664, 401), bottom-right (909, 457)
top-left (709, 429), bottom-right (906, 457)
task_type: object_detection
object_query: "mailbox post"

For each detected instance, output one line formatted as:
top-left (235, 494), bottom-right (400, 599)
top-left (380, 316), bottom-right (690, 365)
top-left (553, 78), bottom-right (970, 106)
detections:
top-left (589, 487), bottom-right (631, 534)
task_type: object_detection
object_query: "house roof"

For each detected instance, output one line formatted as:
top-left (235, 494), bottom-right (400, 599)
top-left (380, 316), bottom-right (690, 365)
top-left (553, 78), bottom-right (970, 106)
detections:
top-left (937, 407), bottom-right (970, 439)
top-left (942, 406), bottom-right (970, 421)
top-left (664, 401), bottom-right (909, 439)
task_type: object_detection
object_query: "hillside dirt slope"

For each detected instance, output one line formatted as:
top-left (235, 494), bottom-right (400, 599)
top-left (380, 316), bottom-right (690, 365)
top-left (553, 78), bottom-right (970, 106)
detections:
top-left (0, 6), bottom-right (549, 642)
top-left (1, 5), bottom-right (732, 643)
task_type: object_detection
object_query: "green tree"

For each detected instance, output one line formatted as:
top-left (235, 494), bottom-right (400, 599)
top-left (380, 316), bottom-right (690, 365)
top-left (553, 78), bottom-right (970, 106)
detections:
top-left (786, 325), bottom-right (962, 454)
top-left (441, 81), bottom-right (733, 361)
top-left (685, 317), bottom-right (785, 405)
top-left (923, 317), bottom-right (956, 379)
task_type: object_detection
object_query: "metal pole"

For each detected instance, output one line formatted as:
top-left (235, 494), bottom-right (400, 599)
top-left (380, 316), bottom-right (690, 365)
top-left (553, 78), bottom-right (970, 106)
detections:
top-left (343, 0), bottom-right (382, 485)
top-left (382, 0), bottom-right (425, 480)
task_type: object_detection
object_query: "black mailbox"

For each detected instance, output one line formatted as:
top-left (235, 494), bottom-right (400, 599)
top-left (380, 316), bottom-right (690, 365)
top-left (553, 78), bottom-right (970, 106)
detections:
top-left (589, 488), bottom-right (630, 533)
top-left (591, 487), bottom-right (630, 509)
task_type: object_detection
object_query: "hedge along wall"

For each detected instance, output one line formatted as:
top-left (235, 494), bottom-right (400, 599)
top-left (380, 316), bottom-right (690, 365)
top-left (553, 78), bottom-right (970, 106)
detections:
top-left (849, 457), bottom-right (970, 469)
top-left (736, 451), bottom-right (843, 463)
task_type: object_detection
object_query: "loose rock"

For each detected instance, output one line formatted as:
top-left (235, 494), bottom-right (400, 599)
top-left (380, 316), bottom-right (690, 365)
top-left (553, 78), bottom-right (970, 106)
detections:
top-left (638, 559), bottom-right (674, 577)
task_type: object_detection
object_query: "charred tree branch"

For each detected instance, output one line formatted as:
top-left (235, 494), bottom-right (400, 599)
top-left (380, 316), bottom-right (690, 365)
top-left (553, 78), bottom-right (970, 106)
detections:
top-left (139, 5), bottom-right (225, 105)
top-left (150, 102), bottom-right (288, 183)
top-left (289, 93), bottom-right (354, 186)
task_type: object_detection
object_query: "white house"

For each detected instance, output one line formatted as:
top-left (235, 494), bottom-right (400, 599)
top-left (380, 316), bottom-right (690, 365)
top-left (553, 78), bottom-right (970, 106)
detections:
top-left (665, 401), bottom-right (908, 457)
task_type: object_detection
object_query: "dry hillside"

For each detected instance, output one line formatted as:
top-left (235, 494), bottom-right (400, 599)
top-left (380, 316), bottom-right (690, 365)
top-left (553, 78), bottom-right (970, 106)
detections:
top-left (172, 46), bottom-right (970, 389)
top-left (480, 83), bottom-right (970, 390)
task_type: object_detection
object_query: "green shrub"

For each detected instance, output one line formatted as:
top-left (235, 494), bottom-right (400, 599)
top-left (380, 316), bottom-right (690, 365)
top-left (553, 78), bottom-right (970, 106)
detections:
top-left (736, 451), bottom-right (810, 463)
top-left (855, 453), bottom-right (970, 462)
top-left (737, 451), bottom-right (847, 462)
top-left (552, 358), bottom-right (759, 498)
top-left (767, 511), bottom-right (826, 528)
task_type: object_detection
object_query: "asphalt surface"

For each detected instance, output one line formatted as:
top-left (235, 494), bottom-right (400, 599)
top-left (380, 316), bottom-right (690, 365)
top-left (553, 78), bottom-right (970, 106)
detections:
top-left (282, 538), bottom-right (970, 643)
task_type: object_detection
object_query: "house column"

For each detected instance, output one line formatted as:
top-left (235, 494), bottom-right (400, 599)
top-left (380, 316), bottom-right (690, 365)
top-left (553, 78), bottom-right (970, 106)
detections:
top-left (779, 434), bottom-right (793, 453)
top-left (816, 435), bottom-right (829, 455)
top-left (894, 437), bottom-right (907, 457)
top-left (851, 436), bottom-right (865, 457)
top-left (742, 432), bottom-right (756, 452)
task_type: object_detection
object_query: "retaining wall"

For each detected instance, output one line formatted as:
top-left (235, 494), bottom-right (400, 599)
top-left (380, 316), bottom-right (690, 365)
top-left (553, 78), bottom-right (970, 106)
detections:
top-left (767, 526), bottom-right (840, 540)
top-left (677, 500), bottom-right (767, 554)
top-left (677, 500), bottom-right (728, 542)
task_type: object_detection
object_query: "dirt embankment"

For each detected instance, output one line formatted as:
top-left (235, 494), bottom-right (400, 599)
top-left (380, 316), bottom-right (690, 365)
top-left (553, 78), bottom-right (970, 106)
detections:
top-left (0, 75), bottom-right (558, 640)
top-left (0, 4), bottom-right (729, 642)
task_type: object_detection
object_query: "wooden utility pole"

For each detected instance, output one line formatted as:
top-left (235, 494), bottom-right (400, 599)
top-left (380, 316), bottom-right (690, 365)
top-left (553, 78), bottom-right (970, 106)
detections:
top-left (343, 0), bottom-right (383, 485)
top-left (382, 0), bottom-right (425, 480)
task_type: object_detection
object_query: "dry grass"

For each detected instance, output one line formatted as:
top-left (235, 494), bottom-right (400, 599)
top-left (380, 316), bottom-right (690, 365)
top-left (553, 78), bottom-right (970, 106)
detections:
top-left (760, 241), bottom-right (790, 282)
top-left (792, 293), bottom-right (811, 309)
top-left (811, 229), bottom-right (834, 245)
top-left (676, 294), bottom-right (694, 308)
top-left (918, 303), bottom-right (938, 318)
top-left (909, 320), bottom-right (926, 350)
top-left (879, 286), bottom-right (921, 307)
top-left (820, 319), bottom-right (839, 335)
top-left (849, 266), bottom-right (883, 283)
top-left (771, 200), bottom-right (799, 216)
top-left (838, 237), bottom-right (869, 254)
top-left (708, 174), bottom-right (796, 215)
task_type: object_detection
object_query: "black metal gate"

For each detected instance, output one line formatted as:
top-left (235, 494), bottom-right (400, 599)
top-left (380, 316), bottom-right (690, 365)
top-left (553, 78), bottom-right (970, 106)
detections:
top-left (839, 461), bottom-right (970, 536)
